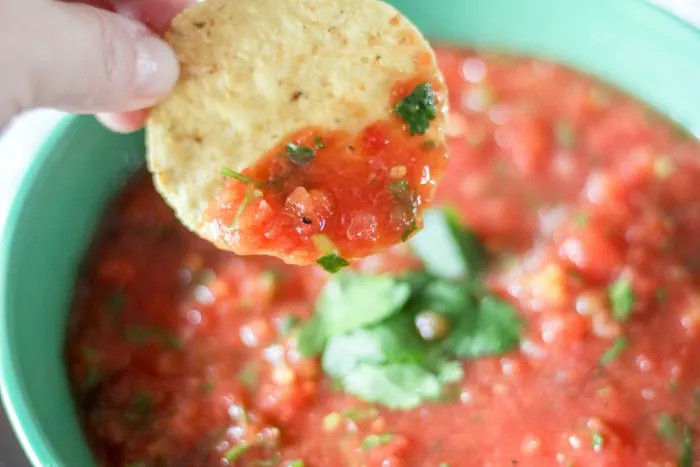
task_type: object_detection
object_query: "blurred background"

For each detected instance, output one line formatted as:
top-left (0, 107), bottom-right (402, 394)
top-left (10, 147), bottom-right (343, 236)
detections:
top-left (0, 1), bottom-right (697, 465)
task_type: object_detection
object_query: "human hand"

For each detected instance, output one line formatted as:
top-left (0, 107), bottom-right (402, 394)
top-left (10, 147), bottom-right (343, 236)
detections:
top-left (0, 0), bottom-right (192, 133)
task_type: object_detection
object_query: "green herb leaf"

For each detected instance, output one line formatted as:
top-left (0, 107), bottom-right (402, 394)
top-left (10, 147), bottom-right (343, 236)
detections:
top-left (653, 156), bottom-right (674, 179)
top-left (655, 287), bottom-right (668, 304)
top-left (82, 367), bottom-right (101, 392)
top-left (297, 272), bottom-right (411, 356)
top-left (668, 380), bottom-right (679, 393)
top-left (410, 208), bottom-right (484, 281)
top-left (123, 326), bottom-right (184, 350)
top-left (195, 268), bottom-right (217, 285)
top-left (342, 361), bottom-right (462, 409)
top-left (572, 212), bottom-right (589, 227)
top-left (657, 412), bottom-right (678, 439)
top-left (200, 379), bottom-right (215, 395)
top-left (405, 277), bottom-right (475, 318)
top-left (231, 186), bottom-right (263, 228)
top-left (395, 82), bottom-right (437, 136)
top-left (81, 345), bottom-right (97, 360)
top-left (599, 336), bottom-right (629, 366)
top-left (106, 289), bottom-right (125, 315)
top-left (401, 222), bottom-right (418, 242)
top-left (592, 431), bottom-right (604, 451)
top-left (225, 443), bottom-right (251, 462)
top-left (286, 460), bottom-right (304, 467)
top-left (125, 391), bottom-right (154, 425)
top-left (323, 412), bottom-right (341, 431)
top-left (387, 179), bottom-right (410, 198)
top-left (444, 295), bottom-right (521, 358)
top-left (156, 329), bottom-right (184, 350)
top-left (680, 425), bottom-right (693, 467)
top-left (123, 326), bottom-right (152, 344)
top-left (322, 314), bottom-right (462, 409)
top-left (343, 406), bottom-right (379, 421)
top-left (554, 120), bottom-right (577, 150)
top-left (313, 136), bottom-right (325, 149)
top-left (239, 363), bottom-right (259, 389)
top-left (221, 167), bottom-right (259, 184)
top-left (387, 179), bottom-right (419, 241)
top-left (361, 433), bottom-right (394, 451)
top-left (609, 277), bottom-right (635, 321)
top-left (252, 455), bottom-right (282, 467)
top-left (285, 143), bottom-right (316, 165)
top-left (277, 315), bottom-right (300, 336)
top-left (316, 253), bottom-right (350, 274)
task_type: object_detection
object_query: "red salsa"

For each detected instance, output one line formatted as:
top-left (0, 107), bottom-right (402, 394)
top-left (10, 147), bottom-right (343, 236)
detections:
top-left (205, 77), bottom-right (448, 266)
top-left (67, 48), bottom-right (700, 466)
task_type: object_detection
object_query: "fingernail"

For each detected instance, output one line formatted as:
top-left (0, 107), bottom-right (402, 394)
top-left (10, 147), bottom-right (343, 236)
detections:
top-left (134, 35), bottom-right (179, 101)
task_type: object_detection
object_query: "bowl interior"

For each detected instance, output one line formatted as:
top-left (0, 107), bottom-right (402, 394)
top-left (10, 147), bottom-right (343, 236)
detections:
top-left (1, 0), bottom-right (699, 465)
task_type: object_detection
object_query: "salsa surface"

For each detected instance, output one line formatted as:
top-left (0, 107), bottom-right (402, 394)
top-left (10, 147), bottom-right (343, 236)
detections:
top-left (205, 77), bottom-right (447, 266)
top-left (67, 48), bottom-right (700, 466)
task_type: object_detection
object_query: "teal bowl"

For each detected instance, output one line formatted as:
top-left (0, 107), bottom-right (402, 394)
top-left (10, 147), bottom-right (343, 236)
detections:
top-left (1, 0), bottom-right (699, 465)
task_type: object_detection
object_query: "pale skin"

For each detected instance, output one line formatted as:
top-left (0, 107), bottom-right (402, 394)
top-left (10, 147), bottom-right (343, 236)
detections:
top-left (0, 0), bottom-right (193, 132)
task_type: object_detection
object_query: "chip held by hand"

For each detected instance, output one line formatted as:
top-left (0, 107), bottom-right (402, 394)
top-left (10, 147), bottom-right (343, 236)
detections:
top-left (146, 0), bottom-right (448, 268)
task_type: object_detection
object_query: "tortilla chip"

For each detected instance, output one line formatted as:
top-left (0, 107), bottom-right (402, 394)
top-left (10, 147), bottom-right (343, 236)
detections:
top-left (147, 0), bottom-right (445, 262)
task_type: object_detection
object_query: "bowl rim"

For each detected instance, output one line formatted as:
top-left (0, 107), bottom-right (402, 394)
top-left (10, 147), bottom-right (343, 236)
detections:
top-left (0, 114), bottom-right (82, 466)
top-left (1, 1), bottom-right (699, 465)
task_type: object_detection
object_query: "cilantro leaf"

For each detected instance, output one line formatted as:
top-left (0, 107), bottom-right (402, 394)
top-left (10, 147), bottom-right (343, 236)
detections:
top-left (387, 179), bottom-right (419, 241)
top-left (285, 143), bottom-right (316, 165)
top-left (444, 295), bottom-right (521, 358)
top-left (591, 431), bottom-right (604, 451)
top-left (343, 361), bottom-right (462, 410)
top-left (387, 179), bottom-right (410, 198)
top-left (82, 367), bottom-right (101, 392)
top-left (322, 315), bottom-right (462, 409)
top-left (225, 443), bottom-right (251, 462)
top-left (277, 315), bottom-right (300, 336)
top-left (657, 412), bottom-right (678, 439)
top-left (395, 82), bottom-right (437, 136)
top-left (106, 289), bottom-right (125, 314)
top-left (297, 272), bottom-right (411, 356)
top-left (221, 167), bottom-right (258, 185)
top-left (410, 208), bottom-right (484, 281)
top-left (405, 278), bottom-right (476, 318)
top-left (599, 336), bottom-right (628, 366)
top-left (554, 119), bottom-right (576, 150)
top-left (322, 315), bottom-right (430, 374)
top-left (316, 253), bottom-right (350, 273)
top-left (401, 222), bottom-right (418, 242)
top-left (361, 433), bottom-right (394, 451)
top-left (680, 425), bottom-right (693, 467)
top-left (609, 277), bottom-right (635, 321)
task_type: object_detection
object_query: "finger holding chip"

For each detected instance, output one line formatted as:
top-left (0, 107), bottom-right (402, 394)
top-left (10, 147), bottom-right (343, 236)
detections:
top-left (147, 0), bottom-right (448, 269)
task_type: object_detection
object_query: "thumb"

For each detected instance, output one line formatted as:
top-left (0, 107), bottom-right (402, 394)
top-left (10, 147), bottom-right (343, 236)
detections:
top-left (1, 0), bottom-right (179, 122)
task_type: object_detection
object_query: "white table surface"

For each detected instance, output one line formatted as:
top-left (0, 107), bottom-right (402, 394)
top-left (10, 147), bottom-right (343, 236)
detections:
top-left (0, 2), bottom-right (698, 465)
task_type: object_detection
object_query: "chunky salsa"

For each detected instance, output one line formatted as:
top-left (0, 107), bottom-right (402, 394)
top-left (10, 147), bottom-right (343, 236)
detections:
top-left (67, 48), bottom-right (700, 466)
top-left (205, 77), bottom-right (448, 267)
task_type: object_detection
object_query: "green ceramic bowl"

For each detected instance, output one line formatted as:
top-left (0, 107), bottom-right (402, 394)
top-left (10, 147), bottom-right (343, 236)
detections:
top-left (1, 0), bottom-right (699, 465)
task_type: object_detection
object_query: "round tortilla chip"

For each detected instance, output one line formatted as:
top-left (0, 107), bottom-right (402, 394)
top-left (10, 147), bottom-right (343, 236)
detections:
top-left (147, 0), bottom-right (446, 264)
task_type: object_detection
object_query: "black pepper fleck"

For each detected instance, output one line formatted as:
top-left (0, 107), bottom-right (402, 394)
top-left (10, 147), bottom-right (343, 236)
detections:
top-left (302, 217), bottom-right (313, 225)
